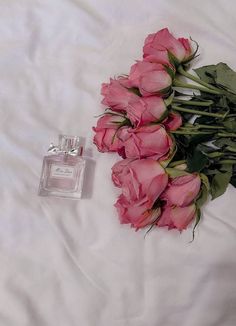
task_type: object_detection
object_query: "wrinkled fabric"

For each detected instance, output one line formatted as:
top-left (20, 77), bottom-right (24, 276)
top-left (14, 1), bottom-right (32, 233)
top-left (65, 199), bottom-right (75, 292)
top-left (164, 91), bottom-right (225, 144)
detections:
top-left (0, 0), bottom-right (236, 325)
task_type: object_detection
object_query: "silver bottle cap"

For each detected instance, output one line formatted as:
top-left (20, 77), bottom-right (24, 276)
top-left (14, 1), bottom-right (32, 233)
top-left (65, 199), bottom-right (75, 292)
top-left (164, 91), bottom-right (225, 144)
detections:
top-left (59, 135), bottom-right (83, 155)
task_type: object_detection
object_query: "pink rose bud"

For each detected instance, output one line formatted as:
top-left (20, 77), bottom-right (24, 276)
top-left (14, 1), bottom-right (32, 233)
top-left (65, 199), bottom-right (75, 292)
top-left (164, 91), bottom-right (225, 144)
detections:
top-left (119, 124), bottom-right (174, 160)
top-left (143, 28), bottom-right (192, 64)
top-left (115, 195), bottom-right (161, 230)
top-left (126, 61), bottom-right (172, 97)
top-left (162, 111), bottom-right (182, 131)
top-left (93, 114), bottom-right (126, 153)
top-left (161, 173), bottom-right (201, 207)
top-left (101, 78), bottom-right (139, 112)
top-left (127, 96), bottom-right (167, 127)
top-left (178, 38), bottom-right (192, 60)
top-left (157, 204), bottom-right (197, 231)
top-left (111, 158), bottom-right (135, 188)
top-left (112, 158), bottom-right (168, 204)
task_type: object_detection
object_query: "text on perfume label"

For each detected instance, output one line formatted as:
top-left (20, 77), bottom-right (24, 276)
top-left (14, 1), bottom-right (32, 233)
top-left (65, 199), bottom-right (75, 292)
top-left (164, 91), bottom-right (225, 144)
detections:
top-left (50, 164), bottom-right (75, 179)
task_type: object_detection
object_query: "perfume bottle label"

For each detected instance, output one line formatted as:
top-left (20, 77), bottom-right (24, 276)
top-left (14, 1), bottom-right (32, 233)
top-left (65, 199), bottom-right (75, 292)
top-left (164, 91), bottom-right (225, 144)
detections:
top-left (50, 164), bottom-right (75, 179)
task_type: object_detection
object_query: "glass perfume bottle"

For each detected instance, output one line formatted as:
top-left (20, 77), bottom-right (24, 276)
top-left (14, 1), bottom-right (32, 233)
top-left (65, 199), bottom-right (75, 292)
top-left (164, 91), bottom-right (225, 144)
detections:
top-left (38, 135), bottom-right (85, 199)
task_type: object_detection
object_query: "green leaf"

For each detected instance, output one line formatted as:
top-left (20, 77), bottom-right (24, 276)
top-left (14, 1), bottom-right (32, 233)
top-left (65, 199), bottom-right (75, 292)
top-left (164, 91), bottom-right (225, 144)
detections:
top-left (213, 138), bottom-right (236, 149)
top-left (191, 207), bottom-right (201, 242)
top-left (167, 50), bottom-right (180, 68)
top-left (215, 62), bottom-right (236, 94)
top-left (194, 65), bottom-right (217, 84)
top-left (223, 92), bottom-right (236, 105)
top-left (214, 63), bottom-right (236, 103)
top-left (218, 95), bottom-right (229, 109)
top-left (165, 168), bottom-right (189, 178)
top-left (163, 64), bottom-right (175, 79)
top-left (194, 62), bottom-right (236, 94)
top-left (187, 149), bottom-right (209, 172)
top-left (226, 146), bottom-right (236, 153)
top-left (160, 143), bottom-right (177, 168)
top-left (222, 117), bottom-right (236, 132)
top-left (196, 174), bottom-right (210, 207)
top-left (202, 168), bottom-right (220, 175)
top-left (194, 63), bottom-right (236, 103)
top-left (200, 173), bottom-right (210, 191)
top-left (164, 91), bottom-right (175, 107)
top-left (220, 164), bottom-right (233, 172)
top-left (196, 184), bottom-right (208, 207)
top-left (210, 167), bottom-right (232, 199)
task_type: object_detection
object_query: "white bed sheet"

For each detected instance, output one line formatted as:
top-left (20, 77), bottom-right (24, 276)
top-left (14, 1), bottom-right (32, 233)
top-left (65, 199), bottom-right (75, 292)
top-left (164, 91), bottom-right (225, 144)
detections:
top-left (0, 0), bottom-right (236, 325)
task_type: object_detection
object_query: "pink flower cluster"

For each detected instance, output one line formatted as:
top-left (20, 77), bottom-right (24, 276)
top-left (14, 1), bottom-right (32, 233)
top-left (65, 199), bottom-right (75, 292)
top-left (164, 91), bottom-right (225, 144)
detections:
top-left (112, 159), bottom-right (201, 231)
top-left (93, 28), bottom-right (201, 231)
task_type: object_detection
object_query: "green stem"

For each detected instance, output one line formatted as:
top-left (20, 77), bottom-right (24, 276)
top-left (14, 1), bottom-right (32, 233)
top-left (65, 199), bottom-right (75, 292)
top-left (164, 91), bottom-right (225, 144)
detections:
top-left (196, 124), bottom-right (225, 130)
top-left (169, 160), bottom-right (187, 167)
top-left (206, 152), bottom-right (236, 159)
top-left (171, 130), bottom-right (214, 135)
top-left (177, 66), bottom-right (219, 91)
top-left (225, 146), bottom-right (236, 153)
top-left (173, 79), bottom-right (221, 95)
top-left (180, 124), bottom-right (225, 131)
top-left (172, 105), bottom-right (225, 118)
top-left (218, 159), bottom-right (236, 164)
top-left (173, 98), bottom-right (213, 107)
top-left (217, 132), bottom-right (236, 138)
top-left (205, 152), bottom-right (224, 158)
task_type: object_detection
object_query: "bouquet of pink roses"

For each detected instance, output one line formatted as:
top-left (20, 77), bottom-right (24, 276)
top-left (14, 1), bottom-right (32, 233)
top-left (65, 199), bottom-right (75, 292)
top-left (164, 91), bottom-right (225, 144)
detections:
top-left (93, 28), bottom-right (236, 237)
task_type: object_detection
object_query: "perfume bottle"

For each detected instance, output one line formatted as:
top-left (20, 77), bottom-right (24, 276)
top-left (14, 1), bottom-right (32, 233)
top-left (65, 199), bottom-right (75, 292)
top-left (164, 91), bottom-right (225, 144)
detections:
top-left (38, 135), bottom-right (85, 199)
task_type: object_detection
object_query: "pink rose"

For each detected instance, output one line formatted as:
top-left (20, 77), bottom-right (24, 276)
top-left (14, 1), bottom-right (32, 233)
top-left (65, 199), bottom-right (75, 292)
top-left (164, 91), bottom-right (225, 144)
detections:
top-left (126, 61), bottom-right (172, 96)
top-left (157, 204), bottom-right (197, 231)
top-left (93, 114), bottom-right (126, 153)
top-left (101, 78), bottom-right (139, 111)
top-left (112, 158), bottom-right (168, 203)
top-left (111, 158), bottom-right (135, 187)
top-left (143, 28), bottom-right (192, 64)
top-left (127, 96), bottom-right (167, 127)
top-left (178, 38), bottom-right (192, 60)
top-left (161, 173), bottom-right (201, 207)
top-left (119, 124), bottom-right (173, 160)
top-left (162, 111), bottom-right (182, 131)
top-left (143, 53), bottom-right (172, 66)
top-left (113, 158), bottom-right (168, 229)
top-left (115, 195), bottom-right (161, 229)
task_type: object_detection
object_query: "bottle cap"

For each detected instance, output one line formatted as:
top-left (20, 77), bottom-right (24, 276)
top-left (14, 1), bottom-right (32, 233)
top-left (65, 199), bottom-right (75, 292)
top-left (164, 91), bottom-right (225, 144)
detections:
top-left (58, 135), bottom-right (83, 155)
